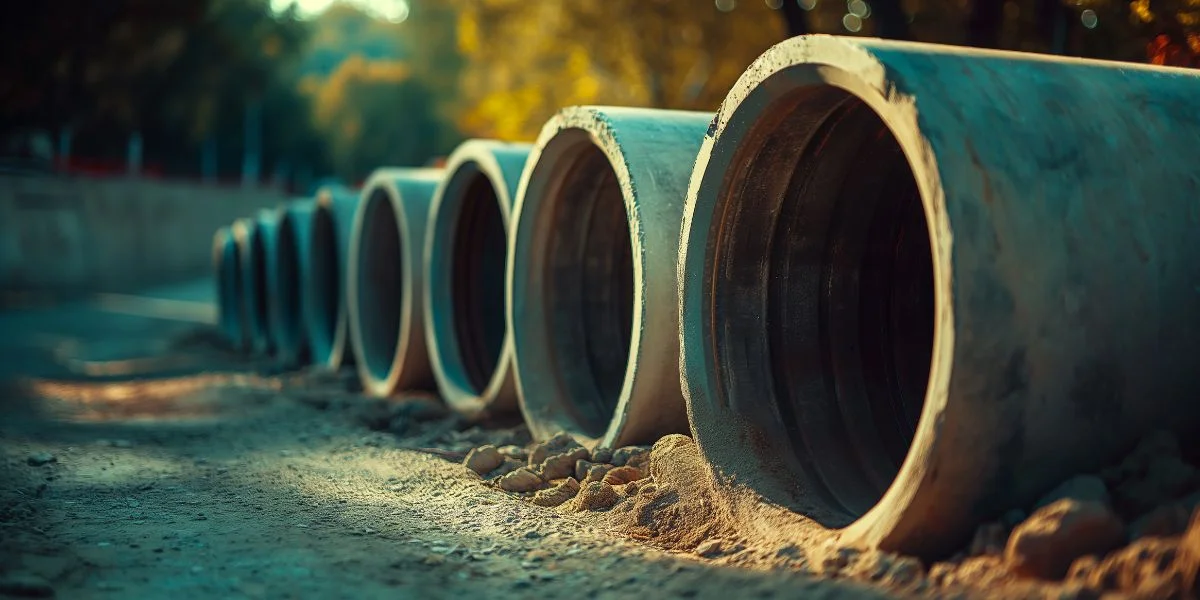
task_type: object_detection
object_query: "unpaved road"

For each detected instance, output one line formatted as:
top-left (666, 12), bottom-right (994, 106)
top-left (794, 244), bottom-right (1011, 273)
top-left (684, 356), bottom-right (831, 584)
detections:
top-left (0, 288), bottom-right (885, 599)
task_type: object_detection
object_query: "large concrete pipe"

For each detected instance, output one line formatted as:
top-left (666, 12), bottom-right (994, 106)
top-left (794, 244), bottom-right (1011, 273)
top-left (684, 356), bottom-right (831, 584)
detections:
top-left (425, 140), bottom-right (533, 419)
top-left (678, 35), bottom-right (1200, 559)
top-left (212, 226), bottom-right (244, 347)
top-left (507, 106), bottom-right (710, 448)
top-left (234, 215), bottom-right (272, 355)
top-left (306, 185), bottom-right (360, 369)
top-left (266, 201), bottom-right (315, 367)
top-left (347, 168), bottom-right (444, 396)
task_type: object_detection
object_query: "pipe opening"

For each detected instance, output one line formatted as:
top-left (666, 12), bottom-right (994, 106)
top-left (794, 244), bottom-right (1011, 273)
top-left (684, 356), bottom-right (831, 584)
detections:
top-left (545, 145), bottom-right (634, 438)
top-left (309, 207), bottom-right (339, 357)
top-left (221, 239), bottom-right (242, 339)
top-left (451, 173), bottom-right (507, 392)
top-left (713, 88), bottom-right (934, 524)
top-left (357, 190), bottom-right (403, 382)
top-left (250, 231), bottom-right (270, 347)
top-left (277, 218), bottom-right (303, 353)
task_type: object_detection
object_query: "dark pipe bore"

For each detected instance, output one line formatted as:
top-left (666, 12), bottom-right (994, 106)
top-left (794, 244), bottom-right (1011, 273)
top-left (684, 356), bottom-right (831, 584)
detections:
top-left (451, 174), bottom-right (507, 392)
top-left (250, 230), bottom-right (271, 352)
top-left (309, 207), bottom-right (339, 361)
top-left (715, 89), bottom-right (934, 525)
top-left (357, 190), bottom-right (404, 382)
top-left (545, 146), bottom-right (634, 438)
top-left (276, 217), bottom-right (305, 360)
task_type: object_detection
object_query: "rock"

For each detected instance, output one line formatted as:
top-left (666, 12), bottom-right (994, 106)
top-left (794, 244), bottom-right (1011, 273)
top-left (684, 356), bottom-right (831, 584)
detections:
top-left (1006, 499), bottom-right (1126, 580)
top-left (582, 463), bottom-right (613, 484)
top-left (498, 467), bottom-right (544, 493)
top-left (498, 445), bottom-right (527, 461)
top-left (464, 445), bottom-right (504, 476)
top-left (538, 447), bottom-right (589, 480)
top-left (884, 556), bottom-right (924, 587)
top-left (1113, 455), bottom-right (1198, 516)
top-left (530, 477), bottom-right (581, 507)
top-left (648, 434), bottom-right (693, 480)
top-left (486, 458), bottom-right (523, 480)
top-left (820, 546), bottom-right (860, 576)
top-left (26, 452), bottom-right (55, 467)
top-left (1130, 504), bottom-right (1192, 540)
top-left (0, 573), bottom-right (54, 598)
top-left (529, 432), bottom-right (584, 467)
top-left (591, 447), bottom-right (613, 464)
top-left (602, 465), bottom-right (642, 486)
top-left (1036, 475), bottom-right (1111, 509)
top-left (1079, 537), bottom-right (1179, 593)
top-left (612, 446), bottom-right (651, 468)
top-left (572, 481), bottom-right (620, 511)
top-left (574, 460), bottom-right (593, 481)
top-left (695, 538), bottom-right (728, 558)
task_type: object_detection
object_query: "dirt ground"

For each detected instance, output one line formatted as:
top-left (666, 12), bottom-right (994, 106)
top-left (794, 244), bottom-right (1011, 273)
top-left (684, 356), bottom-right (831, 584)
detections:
top-left (0, 290), bottom-right (889, 599)
top-left (5, 286), bottom-right (1200, 599)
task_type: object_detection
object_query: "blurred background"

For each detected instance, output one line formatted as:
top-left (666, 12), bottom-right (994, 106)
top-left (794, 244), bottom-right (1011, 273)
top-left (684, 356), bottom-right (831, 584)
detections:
top-left (1, 0), bottom-right (1196, 193)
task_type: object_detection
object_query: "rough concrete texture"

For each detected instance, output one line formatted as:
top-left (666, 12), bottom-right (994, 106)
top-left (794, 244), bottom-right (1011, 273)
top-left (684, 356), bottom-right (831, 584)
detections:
top-left (0, 175), bottom-right (285, 294)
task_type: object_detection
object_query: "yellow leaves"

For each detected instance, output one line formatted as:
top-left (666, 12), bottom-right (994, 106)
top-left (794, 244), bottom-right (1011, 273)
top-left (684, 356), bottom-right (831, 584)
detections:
top-left (1131, 0), bottom-right (1155, 22)
top-left (458, 10), bottom-right (480, 55)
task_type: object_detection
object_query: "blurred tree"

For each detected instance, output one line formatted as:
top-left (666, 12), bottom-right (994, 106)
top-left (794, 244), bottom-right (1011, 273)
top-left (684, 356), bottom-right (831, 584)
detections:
top-left (453, 0), bottom-right (785, 141)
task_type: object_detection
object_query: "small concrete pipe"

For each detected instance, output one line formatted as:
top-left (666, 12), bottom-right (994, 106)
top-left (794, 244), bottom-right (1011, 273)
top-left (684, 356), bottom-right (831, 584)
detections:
top-left (212, 226), bottom-right (244, 347)
top-left (425, 140), bottom-right (533, 419)
top-left (306, 185), bottom-right (361, 369)
top-left (266, 201), bottom-right (315, 367)
top-left (234, 215), bottom-right (272, 355)
top-left (348, 168), bottom-right (444, 396)
top-left (507, 106), bottom-right (710, 448)
top-left (678, 35), bottom-right (1200, 559)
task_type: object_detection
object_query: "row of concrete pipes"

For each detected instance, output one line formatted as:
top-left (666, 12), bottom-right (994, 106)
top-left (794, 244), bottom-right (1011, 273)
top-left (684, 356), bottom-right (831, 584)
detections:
top-left (208, 37), bottom-right (1200, 559)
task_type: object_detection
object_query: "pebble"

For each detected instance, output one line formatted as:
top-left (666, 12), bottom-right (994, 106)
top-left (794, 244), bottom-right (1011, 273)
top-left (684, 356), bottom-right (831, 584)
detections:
top-left (529, 432), bottom-right (585, 468)
top-left (591, 447), bottom-right (613, 464)
top-left (574, 460), bottom-right (594, 482)
top-left (486, 458), bottom-right (523, 480)
top-left (498, 467), bottom-right (544, 493)
top-left (530, 478), bottom-right (581, 508)
top-left (538, 447), bottom-right (589, 480)
top-left (602, 465), bottom-right (642, 486)
top-left (1006, 498), bottom-right (1126, 579)
top-left (612, 446), bottom-right (651, 469)
top-left (26, 452), bottom-right (55, 467)
top-left (573, 481), bottom-right (620, 511)
top-left (1035, 475), bottom-right (1111, 509)
top-left (695, 538), bottom-right (728, 558)
top-left (583, 463), bottom-right (614, 484)
top-left (498, 445), bottom-right (527, 461)
top-left (463, 445), bottom-right (504, 476)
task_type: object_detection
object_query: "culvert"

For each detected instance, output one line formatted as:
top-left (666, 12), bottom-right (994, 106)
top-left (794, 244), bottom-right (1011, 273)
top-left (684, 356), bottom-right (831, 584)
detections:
top-left (425, 140), bottom-right (532, 420)
top-left (213, 226), bottom-right (244, 348)
top-left (678, 35), bottom-right (1200, 560)
top-left (234, 215), bottom-right (272, 355)
top-left (306, 185), bottom-right (361, 370)
top-left (268, 201), bottom-right (315, 367)
top-left (348, 168), bottom-right (444, 396)
top-left (508, 106), bottom-right (710, 448)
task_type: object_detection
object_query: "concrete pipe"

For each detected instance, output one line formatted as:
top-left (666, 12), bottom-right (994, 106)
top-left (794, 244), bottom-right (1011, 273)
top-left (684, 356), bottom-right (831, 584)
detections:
top-left (678, 35), bottom-right (1200, 559)
top-left (212, 226), bottom-right (244, 347)
top-left (306, 185), bottom-right (361, 369)
top-left (425, 140), bottom-right (533, 419)
top-left (267, 201), bottom-right (315, 367)
top-left (348, 168), bottom-right (444, 397)
top-left (234, 215), bottom-right (272, 355)
top-left (507, 106), bottom-right (710, 448)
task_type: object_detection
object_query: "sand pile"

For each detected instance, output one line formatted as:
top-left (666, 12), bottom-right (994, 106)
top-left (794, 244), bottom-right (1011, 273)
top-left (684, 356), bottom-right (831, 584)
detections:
top-left (463, 429), bottom-right (1200, 598)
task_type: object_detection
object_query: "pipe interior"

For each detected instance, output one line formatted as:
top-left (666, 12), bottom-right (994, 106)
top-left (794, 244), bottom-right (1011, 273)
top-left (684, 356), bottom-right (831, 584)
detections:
top-left (222, 240), bottom-right (242, 335)
top-left (277, 218), bottom-right (302, 351)
top-left (451, 173), bottom-right (507, 393)
top-left (713, 88), bottom-right (935, 524)
top-left (544, 145), bottom-right (634, 438)
top-left (250, 231), bottom-right (270, 345)
top-left (357, 190), bottom-right (403, 382)
top-left (309, 207), bottom-right (339, 355)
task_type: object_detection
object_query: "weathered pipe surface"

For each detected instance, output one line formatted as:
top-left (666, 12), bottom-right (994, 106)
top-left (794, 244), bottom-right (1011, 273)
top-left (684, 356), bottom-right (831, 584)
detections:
top-left (212, 226), bottom-right (244, 347)
top-left (507, 106), bottom-right (710, 448)
top-left (268, 200), bottom-right (315, 367)
top-left (425, 140), bottom-right (533, 420)
top-left (234, 215), bottom-right (272, 355)
top-left (348, 168), bottom-right (444, 397)
top-left (678, 35), bottom-right (1200, 560)
top-left (306, 185), bottom-right (361, 369)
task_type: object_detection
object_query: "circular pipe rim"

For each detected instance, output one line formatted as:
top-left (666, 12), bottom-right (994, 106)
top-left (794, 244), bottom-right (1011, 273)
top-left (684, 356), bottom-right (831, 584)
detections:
top-left (347, 168), bottom-right (443, 397)
top-left (679, 36), bottom-right (954, 555)
top-left (236, 215), bottom-right (274, 356)
top-left (425, 140), bottom-right (531, 419)
top-left (274, 202), bottom-right (314, 367)
top-left (507, 106), bottom-right (710, 448)
top-left (307, 187), bottom-right (359, 370)
top-left (213, 226), bottom-right (243, 346)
